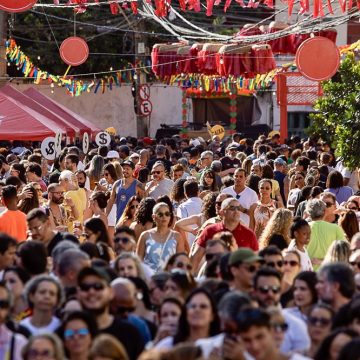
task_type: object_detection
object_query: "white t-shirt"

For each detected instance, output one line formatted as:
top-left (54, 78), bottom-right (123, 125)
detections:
top-left (20, 316), bottom-right (61, 336)
top-left (221, 186), bottom-right (258, 226)
top-left (146, 178), bottom-right (174, 199)
top-left (336, 160), bottom-right (359, 192)
top-left (288, 240), bottom-right (313, 271)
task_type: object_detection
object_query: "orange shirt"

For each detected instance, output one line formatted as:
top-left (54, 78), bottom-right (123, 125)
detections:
top-left (0, 209), bottom-right (28, 242)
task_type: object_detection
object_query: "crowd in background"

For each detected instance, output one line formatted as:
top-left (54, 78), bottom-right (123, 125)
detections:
top-left (0, 132), bottom-right (360, 359)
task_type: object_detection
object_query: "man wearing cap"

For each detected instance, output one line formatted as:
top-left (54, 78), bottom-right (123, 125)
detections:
top-left (221, 168), bottom-right (258, 228)
top-left (147, 145), bottom-right (172, 174)
top-left (145, 161), bottom-right (174, 199)
top-left (77, 267), bottom-right (144, 360)
top-left (228, 248), bottom-right (262, 293)
top-left (106, 160), bottom-right (144, 223)
top-left (220, 143), bottom-right (241, 172)
top-left (107, 150), bottom-right (120, 161)
top-left (191, 198), bottom-right (258, 273)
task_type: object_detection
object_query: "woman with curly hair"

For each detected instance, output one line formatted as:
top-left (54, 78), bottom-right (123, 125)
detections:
top-left (117, 196), bottom-right (141, 228)
top-left (259, 208), bottom-right (293, 250)
top-left (86, 155), bottom-right (105, 190)
top-left (170, 178), bottom-right (187, 214)
top-left (130, 197), bottom-right (156, 241)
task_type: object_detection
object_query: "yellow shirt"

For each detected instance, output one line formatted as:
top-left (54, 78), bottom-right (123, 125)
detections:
top-left (65, 188), bottom-right (87, 232)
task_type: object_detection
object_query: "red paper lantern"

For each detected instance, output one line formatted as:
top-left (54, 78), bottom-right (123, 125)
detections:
top-left (60, 37), bottom-right (89, 67)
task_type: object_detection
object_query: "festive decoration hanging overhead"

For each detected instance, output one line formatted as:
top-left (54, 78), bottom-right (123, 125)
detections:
top-left (60, 37), bottom-right (89, 67)
top-left (5, 39), bottom-right (137, 97)
top-left (0, 0), bottom-right (37, 13)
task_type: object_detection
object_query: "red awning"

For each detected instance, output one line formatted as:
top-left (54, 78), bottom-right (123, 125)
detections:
top-left (0, 91), bottom-right (66, 141)
top-left (23, 88), bottom-right (100, 136)
top-left (0, 85), bottom-right (77, 138)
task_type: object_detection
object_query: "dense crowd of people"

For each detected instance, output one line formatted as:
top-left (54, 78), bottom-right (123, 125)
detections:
top-left (0, 132), bottom-right (360, 359)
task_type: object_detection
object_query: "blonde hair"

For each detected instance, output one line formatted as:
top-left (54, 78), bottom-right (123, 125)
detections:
top-left (112, 161), bottom-right (124, 179)
top-left (322, 240), bottom-right (351, 266)
top-left (22, 334), bottom-right (64, 360)
top-left (259, 208), bottom-right (293, 249)
top-left (89, 334), bottom-right (129, 360)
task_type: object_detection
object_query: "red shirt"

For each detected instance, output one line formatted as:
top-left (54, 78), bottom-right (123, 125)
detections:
top-left (197, 221), bottom-right (258, 251)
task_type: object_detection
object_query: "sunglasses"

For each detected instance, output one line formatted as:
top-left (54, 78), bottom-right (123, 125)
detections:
top-left (187, 303), bottom-right (210, 310)
top-left (258, 285), bottom-right (281, 294)
top-left (114, 237), bottom-right (130, 244)
top-left (284, 260), bottom-right (299, 267)
top-left (175, 262), bottom-right (192, 271)
top-left (0, 299), bottom-right (10, 308)
top-left (243, 264), bottom-right (258, 273)
top-left (130, 204), bottom-right (139, 210)
top-left (308, 316), bottom-right (331, 327)
top-left (205, 253), bottom-right (222, 262)
top-left (27, 350), bottom-right (55, 358)
top-left (227, 205), bottom-right (241, 211)
top-left (350, 261), bottom-right (360, 269)
top-left (348, 207), bottom-right (359, 211)
top-left (79, 282), bottom-right (105, 292)
top-left (266, 260), bottom-right (284, 268)
top-left (325, 202), bottom-right (335, 208)
top-left (156, 211), bottom-right (171, 218)
top-left (271, 322), bottom-right (288, 332)
top-left (151, 171), bottom-right (162, 175)
top-left (64, 328), bottom-right (90, 339)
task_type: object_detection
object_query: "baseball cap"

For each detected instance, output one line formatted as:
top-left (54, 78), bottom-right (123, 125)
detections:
top-left (77, 266), bottom-right (111, 285)
top-left (274, 157), bottom-right (287, 166)
top-left (229, 248), bottom-right (262, 266)
top-left (107, 150), bottom-right (120, 159)
top-left (227, 143), bottom-right (239, 150)
top-left (121, 160), bottom-right (135, 170)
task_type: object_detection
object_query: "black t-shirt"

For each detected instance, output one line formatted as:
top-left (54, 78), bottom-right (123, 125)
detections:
top-left (100, 317), bottom-right (144, 360)
top-left (220, 156), bottom-right (241, 171)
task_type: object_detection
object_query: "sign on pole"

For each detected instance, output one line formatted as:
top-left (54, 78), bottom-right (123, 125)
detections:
top-left (83, 132), bottom-right (90, 154)
top-left (41, 137), bottom-right (56, 160)
top-left (140, 100), bottom-right (153, 116)
top-left (95, 132), bottom-right (111, 147)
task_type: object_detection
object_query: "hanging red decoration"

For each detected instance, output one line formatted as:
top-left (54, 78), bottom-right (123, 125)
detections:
top-left (295, 36), bottom-right (340, 81)
top-left (0, 0), bottom-right (37, 13)
top-left (60, 37), bottom-right (89, 67)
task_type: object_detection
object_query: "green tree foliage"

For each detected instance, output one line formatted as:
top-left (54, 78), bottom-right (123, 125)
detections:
top-left (308, 53), bottom-right (360, 170)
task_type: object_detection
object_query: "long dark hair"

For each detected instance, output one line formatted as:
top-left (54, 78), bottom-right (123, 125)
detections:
top-left (173, 288), bottom-right (220, 344)
top-left (134, 197), bottom-right (156, 226)
top-left (200, 169), bottom-right (218, 192)
top-left (84, 218), bottom-right (110, 245)
top-left (103, 163), bottom-right (119, 182)
top-left (11, 163), bottom-right (27, 184)
top-left (293, 271), bottom-right (318, 306)
top-left (314, 328), bottom-right (358, 360)
top-left (18, 184), bottom-right (39, 214)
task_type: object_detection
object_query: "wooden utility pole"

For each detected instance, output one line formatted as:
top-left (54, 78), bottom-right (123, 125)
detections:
top-left (0, 11), bottom-right (8, 87)
top-left (134, 19), bottom-right (148, 137)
